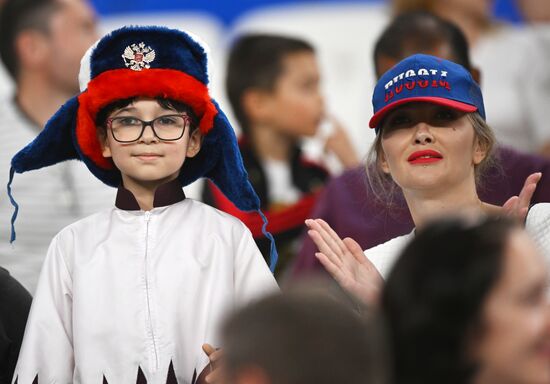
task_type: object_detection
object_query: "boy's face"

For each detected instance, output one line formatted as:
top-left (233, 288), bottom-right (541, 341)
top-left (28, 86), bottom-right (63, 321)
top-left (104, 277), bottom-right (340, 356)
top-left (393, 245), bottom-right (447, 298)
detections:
top-left (101, 98), bottom-right (202, 189)
top-left (252, 51), bottom-right (324, 138)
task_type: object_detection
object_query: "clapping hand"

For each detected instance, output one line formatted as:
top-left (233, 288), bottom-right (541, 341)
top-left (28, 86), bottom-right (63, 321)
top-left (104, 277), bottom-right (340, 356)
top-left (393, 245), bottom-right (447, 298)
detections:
top-left (305, 218), bottom-right (383, 305)
top-left (502, 172), bottom-right (542, 222)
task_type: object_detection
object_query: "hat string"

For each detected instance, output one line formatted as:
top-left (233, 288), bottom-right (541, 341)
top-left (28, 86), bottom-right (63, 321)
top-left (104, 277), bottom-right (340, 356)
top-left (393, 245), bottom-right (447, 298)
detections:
top-left (258, 209), bottom-right (278, 273)
top-left (7, 167), bottom-right (19, 243)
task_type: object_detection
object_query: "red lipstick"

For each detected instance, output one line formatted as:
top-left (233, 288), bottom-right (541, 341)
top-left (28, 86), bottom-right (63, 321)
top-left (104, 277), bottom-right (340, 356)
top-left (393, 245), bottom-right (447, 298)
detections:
top-left (407, 149), bottom-right (443, 165)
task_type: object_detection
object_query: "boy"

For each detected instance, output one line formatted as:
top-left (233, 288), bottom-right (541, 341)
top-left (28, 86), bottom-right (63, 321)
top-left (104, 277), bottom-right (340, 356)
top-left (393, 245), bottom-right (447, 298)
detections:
top-left (202, 34), bottom-right (357, 277)
top-left (9, 26), bottom-right (278, 384)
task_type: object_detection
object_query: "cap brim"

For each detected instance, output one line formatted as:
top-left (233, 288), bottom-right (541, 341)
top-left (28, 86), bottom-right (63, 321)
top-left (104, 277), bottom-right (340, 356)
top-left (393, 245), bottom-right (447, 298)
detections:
top-left (369, 96), bottom-right (478, 129)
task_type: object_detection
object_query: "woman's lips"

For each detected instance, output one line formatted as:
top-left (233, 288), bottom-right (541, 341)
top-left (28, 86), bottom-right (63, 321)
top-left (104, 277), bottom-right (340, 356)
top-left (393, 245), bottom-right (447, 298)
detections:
top-left (407, 149), bottom-right (443, 165)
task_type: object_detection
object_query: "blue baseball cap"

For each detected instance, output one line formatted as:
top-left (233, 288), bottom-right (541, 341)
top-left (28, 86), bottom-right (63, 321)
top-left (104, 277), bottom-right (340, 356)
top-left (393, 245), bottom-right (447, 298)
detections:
top-left (369, 54), bottom-right (485, 132)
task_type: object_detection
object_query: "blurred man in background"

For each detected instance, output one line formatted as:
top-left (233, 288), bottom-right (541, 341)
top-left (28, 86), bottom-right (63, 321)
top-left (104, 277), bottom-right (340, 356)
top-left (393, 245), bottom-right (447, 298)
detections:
top-left (0, 0), bottom-right (113, 293)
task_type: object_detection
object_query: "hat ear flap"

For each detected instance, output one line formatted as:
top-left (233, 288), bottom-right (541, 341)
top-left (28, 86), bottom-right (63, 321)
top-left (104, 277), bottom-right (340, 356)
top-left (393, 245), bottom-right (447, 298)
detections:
top-left (11, 96), bottom-right (80, 173)
top-left (180, 100), bottom-right (260, 211)
top-left (9, 96), bottom-right (82, 243)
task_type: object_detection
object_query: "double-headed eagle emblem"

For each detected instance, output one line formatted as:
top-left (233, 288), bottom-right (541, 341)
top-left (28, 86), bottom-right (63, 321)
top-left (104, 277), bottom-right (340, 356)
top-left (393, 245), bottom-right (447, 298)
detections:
top-left (122, 42), bottom-right (156, 71)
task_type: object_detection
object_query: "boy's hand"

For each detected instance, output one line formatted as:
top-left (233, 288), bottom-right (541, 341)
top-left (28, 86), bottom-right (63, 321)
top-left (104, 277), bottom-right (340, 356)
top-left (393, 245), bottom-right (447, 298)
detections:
top-left (202, 343), bottom-right (224, 384)
top-left (323, 118), bottom-right (360, 169)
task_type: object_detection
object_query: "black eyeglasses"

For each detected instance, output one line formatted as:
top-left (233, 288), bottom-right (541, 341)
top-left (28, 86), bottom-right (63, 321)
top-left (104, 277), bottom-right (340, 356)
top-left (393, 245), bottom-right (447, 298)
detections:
top-left (106, 114), bottom-right (192, 143)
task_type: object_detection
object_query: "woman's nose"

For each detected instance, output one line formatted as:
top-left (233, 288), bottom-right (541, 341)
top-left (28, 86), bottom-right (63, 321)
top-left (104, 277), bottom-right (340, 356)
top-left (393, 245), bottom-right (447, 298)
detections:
top-left (414, 123), bottom-right (434, 144)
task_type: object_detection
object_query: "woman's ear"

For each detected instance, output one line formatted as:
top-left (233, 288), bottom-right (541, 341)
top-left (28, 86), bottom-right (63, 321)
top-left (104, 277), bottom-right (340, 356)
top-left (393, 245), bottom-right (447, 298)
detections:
top-left (473, 138), bottom-right (488, 166)
top-left (186, 129), bottom-right (203, 158)
top-left (379, 150), bottom-right (391, 174)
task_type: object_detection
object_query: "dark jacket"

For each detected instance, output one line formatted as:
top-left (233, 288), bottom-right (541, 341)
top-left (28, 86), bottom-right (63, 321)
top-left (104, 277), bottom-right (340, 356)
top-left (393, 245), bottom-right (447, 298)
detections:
top-left (0, 267), bottom-right (31, 384)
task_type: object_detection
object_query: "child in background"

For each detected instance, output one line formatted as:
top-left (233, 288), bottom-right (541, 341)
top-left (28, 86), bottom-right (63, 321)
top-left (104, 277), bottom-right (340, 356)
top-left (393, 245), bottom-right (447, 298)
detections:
top-left (9, 26), bottom-right (278, 384)
top-left (202, 34), bottom-right (358, 277)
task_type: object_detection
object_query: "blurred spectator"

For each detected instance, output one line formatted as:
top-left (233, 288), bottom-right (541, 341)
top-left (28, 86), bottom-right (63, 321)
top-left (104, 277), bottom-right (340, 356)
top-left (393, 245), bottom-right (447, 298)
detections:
top-left (202, 34), bottom-right (358, 278)
top-left (291, 11), bottom-right (550, 280)
top-left (0, 267), bottom-right (31, 384)
top-left (221, 290), bottom-right (388, 384)
top-left (0, 0), bottom-right (113, 293)
top-left (392, 0), bottom-right (550, 156)
top-left (382, 216), bottom-right (550, 384)
top-left (516, 0), bottom-right (550, 23)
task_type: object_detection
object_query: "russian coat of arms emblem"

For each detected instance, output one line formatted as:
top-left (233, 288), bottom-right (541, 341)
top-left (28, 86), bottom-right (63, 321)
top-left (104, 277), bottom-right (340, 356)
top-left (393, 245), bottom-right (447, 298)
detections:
top-left (122, 42), bottom-right (156, 71)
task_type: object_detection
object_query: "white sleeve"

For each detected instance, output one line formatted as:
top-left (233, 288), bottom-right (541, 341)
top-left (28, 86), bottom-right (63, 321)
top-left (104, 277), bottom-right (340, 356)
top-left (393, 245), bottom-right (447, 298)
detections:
top-left (233, 222), bottom-right (279, 306)
top-left (526, 203), bottom-right (550, 264)
top-left (12, 235), bottom-right (74, 384)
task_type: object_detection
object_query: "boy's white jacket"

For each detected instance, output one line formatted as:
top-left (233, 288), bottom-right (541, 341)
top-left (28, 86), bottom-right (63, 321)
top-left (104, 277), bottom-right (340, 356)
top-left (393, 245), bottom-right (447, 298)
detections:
top-left (13, 199), bottom-right (279, 384)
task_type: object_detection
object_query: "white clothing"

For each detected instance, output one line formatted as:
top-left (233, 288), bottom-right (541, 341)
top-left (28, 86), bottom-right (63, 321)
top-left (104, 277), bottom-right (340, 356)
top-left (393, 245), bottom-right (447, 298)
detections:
top-left (13, 198), bottom-right (278, 384)
top-left (0, 95), bottom-right (114, 293)
top-left (262, 159), bottom-right (301, 204)
top-left (525, 203), bottom-right (550, 262)
top-left (364, 230), bottom-right (414, 279)
top-left (365, 204), bottom-right (550, 279)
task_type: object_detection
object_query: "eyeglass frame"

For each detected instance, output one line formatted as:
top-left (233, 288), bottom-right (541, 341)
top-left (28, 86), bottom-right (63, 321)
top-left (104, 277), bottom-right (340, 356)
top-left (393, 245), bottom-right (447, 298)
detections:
top-left (105, 114), bottom-right (193, 143)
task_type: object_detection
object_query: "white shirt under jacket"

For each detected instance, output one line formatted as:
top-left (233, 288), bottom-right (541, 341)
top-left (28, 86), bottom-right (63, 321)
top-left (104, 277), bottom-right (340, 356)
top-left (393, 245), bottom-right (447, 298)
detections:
top-left (13, 181), bottom-right (279, 384)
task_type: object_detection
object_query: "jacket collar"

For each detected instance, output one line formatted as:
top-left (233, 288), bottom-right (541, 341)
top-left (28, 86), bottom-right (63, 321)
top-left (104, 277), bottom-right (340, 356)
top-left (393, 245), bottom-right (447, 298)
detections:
top-left (115, 178), bottom-right (186, 211)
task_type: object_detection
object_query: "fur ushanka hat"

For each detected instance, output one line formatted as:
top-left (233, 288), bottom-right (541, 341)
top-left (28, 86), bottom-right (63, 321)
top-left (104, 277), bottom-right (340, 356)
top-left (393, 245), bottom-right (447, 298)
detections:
top-left (8, 26), bottom-right (277, 271)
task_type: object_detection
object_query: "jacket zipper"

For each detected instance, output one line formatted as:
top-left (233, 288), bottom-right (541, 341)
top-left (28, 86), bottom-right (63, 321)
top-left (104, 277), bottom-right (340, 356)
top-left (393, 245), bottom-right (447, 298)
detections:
top-left (144, 211), bottom-right (159, 371)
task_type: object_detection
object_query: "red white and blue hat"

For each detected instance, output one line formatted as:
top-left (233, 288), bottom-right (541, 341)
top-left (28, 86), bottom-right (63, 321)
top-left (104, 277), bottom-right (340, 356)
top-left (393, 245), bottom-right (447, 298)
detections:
top-left (8, 26), bottom-right (277, 271)
top-left (369, 54), bottom-right (485, 132)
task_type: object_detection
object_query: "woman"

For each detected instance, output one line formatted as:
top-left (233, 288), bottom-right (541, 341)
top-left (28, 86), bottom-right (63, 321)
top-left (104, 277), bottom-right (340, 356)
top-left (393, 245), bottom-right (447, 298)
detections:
top-left (382, 216), bottom-right (550, 384)
top-left (305, 53), bottom-right (545, 304)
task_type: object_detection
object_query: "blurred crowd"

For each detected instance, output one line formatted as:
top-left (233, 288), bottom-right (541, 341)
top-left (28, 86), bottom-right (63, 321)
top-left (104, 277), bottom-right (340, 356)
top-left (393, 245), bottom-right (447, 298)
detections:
top-left (0, 0), bottom-right (550, 383)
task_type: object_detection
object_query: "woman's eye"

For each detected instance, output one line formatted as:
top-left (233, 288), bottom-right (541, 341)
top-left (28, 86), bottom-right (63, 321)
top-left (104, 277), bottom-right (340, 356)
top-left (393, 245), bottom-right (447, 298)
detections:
top-left (435, 109), bottom-right (457, 121)
top-left (387, 114), bottom-right (411, 127)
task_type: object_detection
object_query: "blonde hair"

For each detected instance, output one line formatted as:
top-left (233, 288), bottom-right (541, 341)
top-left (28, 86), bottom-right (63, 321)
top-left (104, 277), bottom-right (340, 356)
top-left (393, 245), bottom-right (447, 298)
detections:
top-left (366, 112), bottom-right (497, 206)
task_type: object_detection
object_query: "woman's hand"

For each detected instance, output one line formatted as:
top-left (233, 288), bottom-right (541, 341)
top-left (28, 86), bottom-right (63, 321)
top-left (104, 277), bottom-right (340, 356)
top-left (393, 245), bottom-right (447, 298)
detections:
top-left (502, 172), bottom-right (542, 221)
top-left (305, 218), bottom-right (383, 305)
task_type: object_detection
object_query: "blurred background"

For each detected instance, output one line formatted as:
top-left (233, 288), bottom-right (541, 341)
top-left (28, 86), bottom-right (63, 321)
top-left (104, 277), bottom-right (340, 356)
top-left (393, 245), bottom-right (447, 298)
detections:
top-left (1, 0), bottom-right (547, 159)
